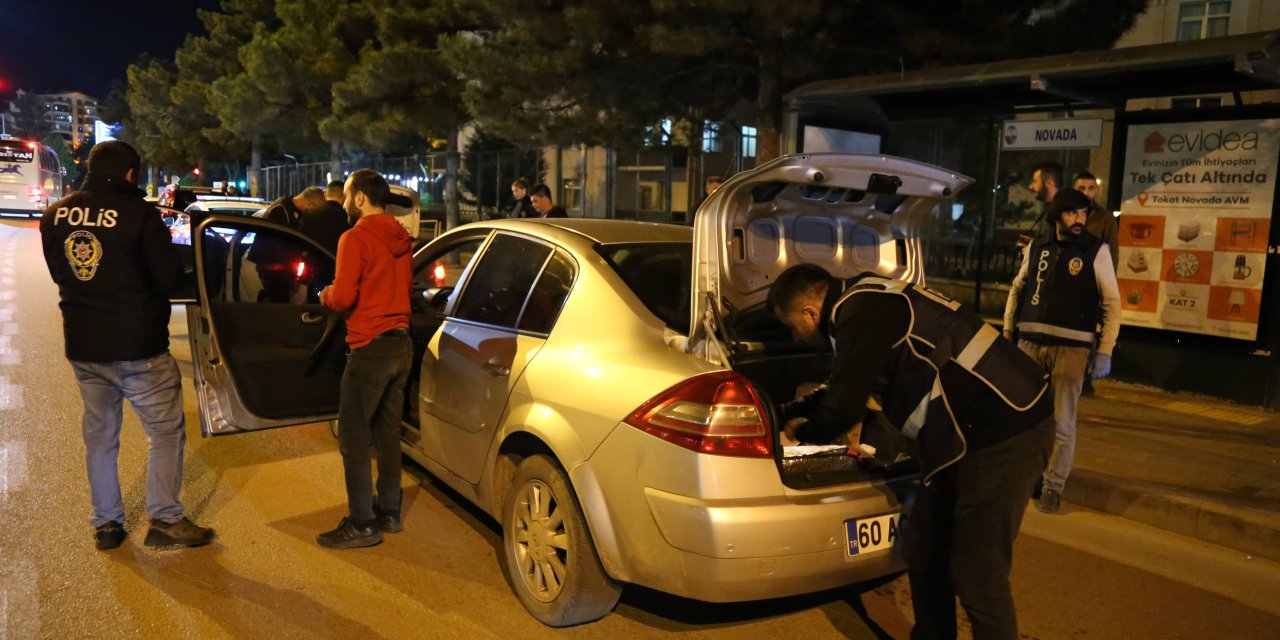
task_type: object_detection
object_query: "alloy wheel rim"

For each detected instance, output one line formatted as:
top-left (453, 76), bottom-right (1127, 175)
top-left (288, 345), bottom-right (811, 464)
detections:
top-left (511, 479), bottom-right (569, 602)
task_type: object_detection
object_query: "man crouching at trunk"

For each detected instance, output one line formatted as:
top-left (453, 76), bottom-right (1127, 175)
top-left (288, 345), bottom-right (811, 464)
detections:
top-left (769, 264), bottom-right (1054, 640)
top-left (316, 169), bottom-right (413, 549)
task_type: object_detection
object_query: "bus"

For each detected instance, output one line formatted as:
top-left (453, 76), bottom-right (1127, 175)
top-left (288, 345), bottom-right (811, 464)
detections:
top-left (0, 138), bottom-right (63, 216)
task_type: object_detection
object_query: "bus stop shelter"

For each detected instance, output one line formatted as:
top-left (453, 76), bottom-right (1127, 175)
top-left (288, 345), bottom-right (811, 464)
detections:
top-left (784, 30), bottom-right (1280, 407)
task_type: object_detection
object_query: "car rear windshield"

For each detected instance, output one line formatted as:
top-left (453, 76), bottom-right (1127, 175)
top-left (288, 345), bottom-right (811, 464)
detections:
top-left (596, 242), bottom-right (691, 335)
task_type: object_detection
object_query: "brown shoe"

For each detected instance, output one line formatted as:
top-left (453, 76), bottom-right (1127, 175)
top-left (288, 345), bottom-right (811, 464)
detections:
top-left (145, 517), bottom-right (215, 548)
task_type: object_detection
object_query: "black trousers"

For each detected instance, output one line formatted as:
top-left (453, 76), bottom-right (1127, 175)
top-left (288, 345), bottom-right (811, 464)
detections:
top-left (337, 331), bottom-right (413, 525)
top-left (904, 418), bottom-right (1054, 640)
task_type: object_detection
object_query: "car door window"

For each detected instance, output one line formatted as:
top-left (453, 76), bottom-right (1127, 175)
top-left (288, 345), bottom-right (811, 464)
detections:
top-left (518, 249), bottom-right (576, 334)
top-left (417, 237), bottom-right (484, 289)
top-left (453, 234), bottom-right (552, 329)
top-left (203, 224), bottom-right (334, 304)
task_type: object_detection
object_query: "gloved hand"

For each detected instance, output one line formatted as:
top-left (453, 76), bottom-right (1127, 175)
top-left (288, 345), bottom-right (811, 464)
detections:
top-left (1093, 353), bottom-right (1112, 380)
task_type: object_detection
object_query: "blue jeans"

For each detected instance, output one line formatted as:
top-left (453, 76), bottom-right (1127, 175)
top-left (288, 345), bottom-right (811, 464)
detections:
top-left (70, 352), bottom-right (187, 527)
top-left (338, 331), bottom-right (412, 524)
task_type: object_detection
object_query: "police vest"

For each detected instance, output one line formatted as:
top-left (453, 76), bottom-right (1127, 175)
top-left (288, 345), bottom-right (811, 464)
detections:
top-left (1017, 233), bottom-right (1104, 348)
top-left (832, 276), bottom-right (1050, 484)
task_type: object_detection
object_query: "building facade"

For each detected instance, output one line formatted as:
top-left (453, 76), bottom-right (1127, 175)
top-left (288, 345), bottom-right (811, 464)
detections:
top-left (6, 90), bottom-right (100, 145)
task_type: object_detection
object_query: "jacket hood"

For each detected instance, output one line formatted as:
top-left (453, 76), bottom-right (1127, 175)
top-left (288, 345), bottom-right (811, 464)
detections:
top-left (356, 212), bottom-right (413, 258)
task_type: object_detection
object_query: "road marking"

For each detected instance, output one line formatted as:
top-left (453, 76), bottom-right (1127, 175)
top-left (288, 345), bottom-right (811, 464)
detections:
top-left (0, 337), bottom-right (17, 367)
top-left (0, 377), bottom-right (19, 410)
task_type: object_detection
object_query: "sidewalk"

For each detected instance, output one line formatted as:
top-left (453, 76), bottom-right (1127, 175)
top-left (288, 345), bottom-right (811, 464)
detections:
top-left (1065, 380), bottom-right (1280, 562)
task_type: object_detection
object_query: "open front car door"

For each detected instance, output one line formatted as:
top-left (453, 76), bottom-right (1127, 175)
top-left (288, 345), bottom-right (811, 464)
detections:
top-left (187, 214), bottom-right (346, 435)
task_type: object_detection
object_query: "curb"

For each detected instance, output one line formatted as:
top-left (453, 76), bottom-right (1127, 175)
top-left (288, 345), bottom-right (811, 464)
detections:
top-left (1064, 469), bottom-right (1280, 563)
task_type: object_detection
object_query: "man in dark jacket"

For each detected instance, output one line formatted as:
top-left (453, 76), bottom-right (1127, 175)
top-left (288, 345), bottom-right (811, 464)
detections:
top-left (252, 187), bottom-right (327, 301)
top-left (40, 141), bottom-right (214, 550)
top-left (299, 198), bottom-right (351, 257)
top-left (315, 169), bottom-right (414, 549)
top-left (770, 265), bottom-right (1053, 640)
top-left (1004, 188), bottom-right (1120, 514)
top-left (529, 183), bottom-right (568, 218)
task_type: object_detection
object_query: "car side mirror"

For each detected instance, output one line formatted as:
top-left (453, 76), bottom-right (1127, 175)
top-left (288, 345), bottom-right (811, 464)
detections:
top-left (424, 286), bottom-right (454, 308)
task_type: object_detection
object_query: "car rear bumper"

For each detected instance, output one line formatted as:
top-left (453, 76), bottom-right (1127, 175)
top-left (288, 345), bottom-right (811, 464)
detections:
top-left (574, 426), bottom-right (915, 602)
top-left (636, 485), bottom-right (909, 601)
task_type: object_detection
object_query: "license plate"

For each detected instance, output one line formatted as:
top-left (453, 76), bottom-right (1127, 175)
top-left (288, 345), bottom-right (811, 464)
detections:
top-left (845, 513), bottom-right (900, 556)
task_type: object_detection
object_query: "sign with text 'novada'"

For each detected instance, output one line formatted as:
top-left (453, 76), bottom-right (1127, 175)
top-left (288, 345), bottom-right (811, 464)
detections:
top-left (1001, 118), bottom-right (1103, 150)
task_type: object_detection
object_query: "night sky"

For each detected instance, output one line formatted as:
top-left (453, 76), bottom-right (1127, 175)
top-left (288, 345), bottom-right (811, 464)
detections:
top-left (1, 0), bottom-right (223, 101)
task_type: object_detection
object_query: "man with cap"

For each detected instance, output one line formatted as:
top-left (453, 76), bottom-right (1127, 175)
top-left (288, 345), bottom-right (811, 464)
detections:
top-left (1004, 188), bottom-right (1120, 513)
top-left (770, 265), bottom-right (1054, 640)
top-left (41, 140), bottom-right (215, 550)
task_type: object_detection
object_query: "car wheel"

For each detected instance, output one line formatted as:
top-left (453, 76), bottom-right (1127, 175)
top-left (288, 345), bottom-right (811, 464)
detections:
top-left (502, 454), bottom-right (621, 626)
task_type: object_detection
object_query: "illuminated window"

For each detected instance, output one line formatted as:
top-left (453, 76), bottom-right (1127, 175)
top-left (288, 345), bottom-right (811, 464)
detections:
top-left (742, 125), bottom-right (757, 158)
top-left (702, 121), bottom-right (721, 153)
top-left (1178, 1), bottom-right (1230, 41)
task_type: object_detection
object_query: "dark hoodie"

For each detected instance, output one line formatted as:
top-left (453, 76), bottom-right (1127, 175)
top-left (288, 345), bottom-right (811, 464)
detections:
top-left (321, 213), bottom-right (412, 349)
top-left (40, 173), bottom-right (183, 362)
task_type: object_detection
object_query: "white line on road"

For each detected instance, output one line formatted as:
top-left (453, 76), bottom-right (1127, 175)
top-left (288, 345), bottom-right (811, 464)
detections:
top-left (0, 377), bottom-right (21, 410)
top-left (0, 337), bottom-right (17, 367)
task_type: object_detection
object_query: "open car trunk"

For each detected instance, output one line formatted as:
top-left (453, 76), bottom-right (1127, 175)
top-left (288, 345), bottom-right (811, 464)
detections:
top-left (686, 153), bottom-right (971, 489)
top-left (725, 300), bottom-right (920, 490)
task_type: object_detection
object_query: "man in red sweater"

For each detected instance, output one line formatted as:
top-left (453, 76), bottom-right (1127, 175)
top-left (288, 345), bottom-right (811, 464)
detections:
top-left (316, 169), bottom-right (414, 549)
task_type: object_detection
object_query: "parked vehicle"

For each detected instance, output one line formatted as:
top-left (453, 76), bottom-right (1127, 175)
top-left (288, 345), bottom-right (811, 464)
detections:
top-left (0, 138), bottom-right (62, 216)
top-left (172, 154), bottom-right (971, 626)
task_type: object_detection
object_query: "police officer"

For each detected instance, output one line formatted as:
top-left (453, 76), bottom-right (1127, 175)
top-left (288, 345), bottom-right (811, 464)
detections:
top-left (41, 141), bottom-right (214, 550)
top-left (770, 264), bottom-right (1053, 640)
top-left (1003, 188), bottom-right (1120, 514)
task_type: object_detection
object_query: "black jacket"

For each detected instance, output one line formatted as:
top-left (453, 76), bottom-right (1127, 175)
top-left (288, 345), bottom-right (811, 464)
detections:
top-left (541, 206), bottom-right (568, 218)
top-left (509, 196), bottom-right (538, 219)
top-left (781, 275), bottom-right (1051, 485)
top-left (299, 201), bottom-right (351, 256)
top-left (1014, 230), bottom-right (1105, 348)
top-left (41, 174), bottom-right (184, 362)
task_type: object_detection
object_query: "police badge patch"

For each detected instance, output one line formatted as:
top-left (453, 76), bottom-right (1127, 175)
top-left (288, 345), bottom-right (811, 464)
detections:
top-left (65, 230), bottom-right (102, 281)
top-left (1068, 257), bottom-right (1084, 276)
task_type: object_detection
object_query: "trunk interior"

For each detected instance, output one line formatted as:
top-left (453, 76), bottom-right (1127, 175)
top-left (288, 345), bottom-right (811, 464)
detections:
top-left (724, 301), bottom-right (920, 490)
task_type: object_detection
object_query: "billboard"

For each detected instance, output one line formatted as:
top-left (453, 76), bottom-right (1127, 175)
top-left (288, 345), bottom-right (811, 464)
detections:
top-left (1117, 119), bottom-right (1278, 341)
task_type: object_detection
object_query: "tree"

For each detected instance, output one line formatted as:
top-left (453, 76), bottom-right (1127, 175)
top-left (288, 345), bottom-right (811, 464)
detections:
top-left (224, 0), bottom-right (376, 182)
top-left (9, 90), bottom-right (52, 140)
top-left (324, 0), bottom-right (489, 229)
top-left (445, 0), bottom-right (1147, 162)
top-left (183, 0), bottom-right (279, 195)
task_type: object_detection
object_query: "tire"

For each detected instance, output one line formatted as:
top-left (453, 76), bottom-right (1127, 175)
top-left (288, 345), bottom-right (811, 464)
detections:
top-left (501, 454), bottom-right (622, 626)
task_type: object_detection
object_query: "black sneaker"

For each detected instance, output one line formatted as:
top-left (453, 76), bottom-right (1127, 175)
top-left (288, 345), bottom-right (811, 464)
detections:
top-left (317, 517), bottom-right (383, 549)
top-left (145, 517), bottom-right (215, 548)
top-left (374, 506), bottom-right (403, 534)
top-left (95, 521), bottom-right (127, 550)
top-left (1036, 489), bottom-right (1062, 514)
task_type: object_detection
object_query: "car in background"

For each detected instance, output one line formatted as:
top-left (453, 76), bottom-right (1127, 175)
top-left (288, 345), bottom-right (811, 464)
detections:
top-left (171, 154), bottom-right (971, 626)
top-left (185, 195), bottom-right (268, 218)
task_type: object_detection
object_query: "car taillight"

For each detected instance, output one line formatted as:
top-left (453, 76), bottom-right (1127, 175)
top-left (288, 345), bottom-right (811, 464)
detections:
top-left (432, 264), bottom-right (446, 286)
top-left (624, 371), bottom-right (773, 458)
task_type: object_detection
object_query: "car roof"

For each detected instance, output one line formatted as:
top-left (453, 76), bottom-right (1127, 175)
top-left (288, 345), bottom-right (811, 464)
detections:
top-left (467, 218), bottom-right (691, 246)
